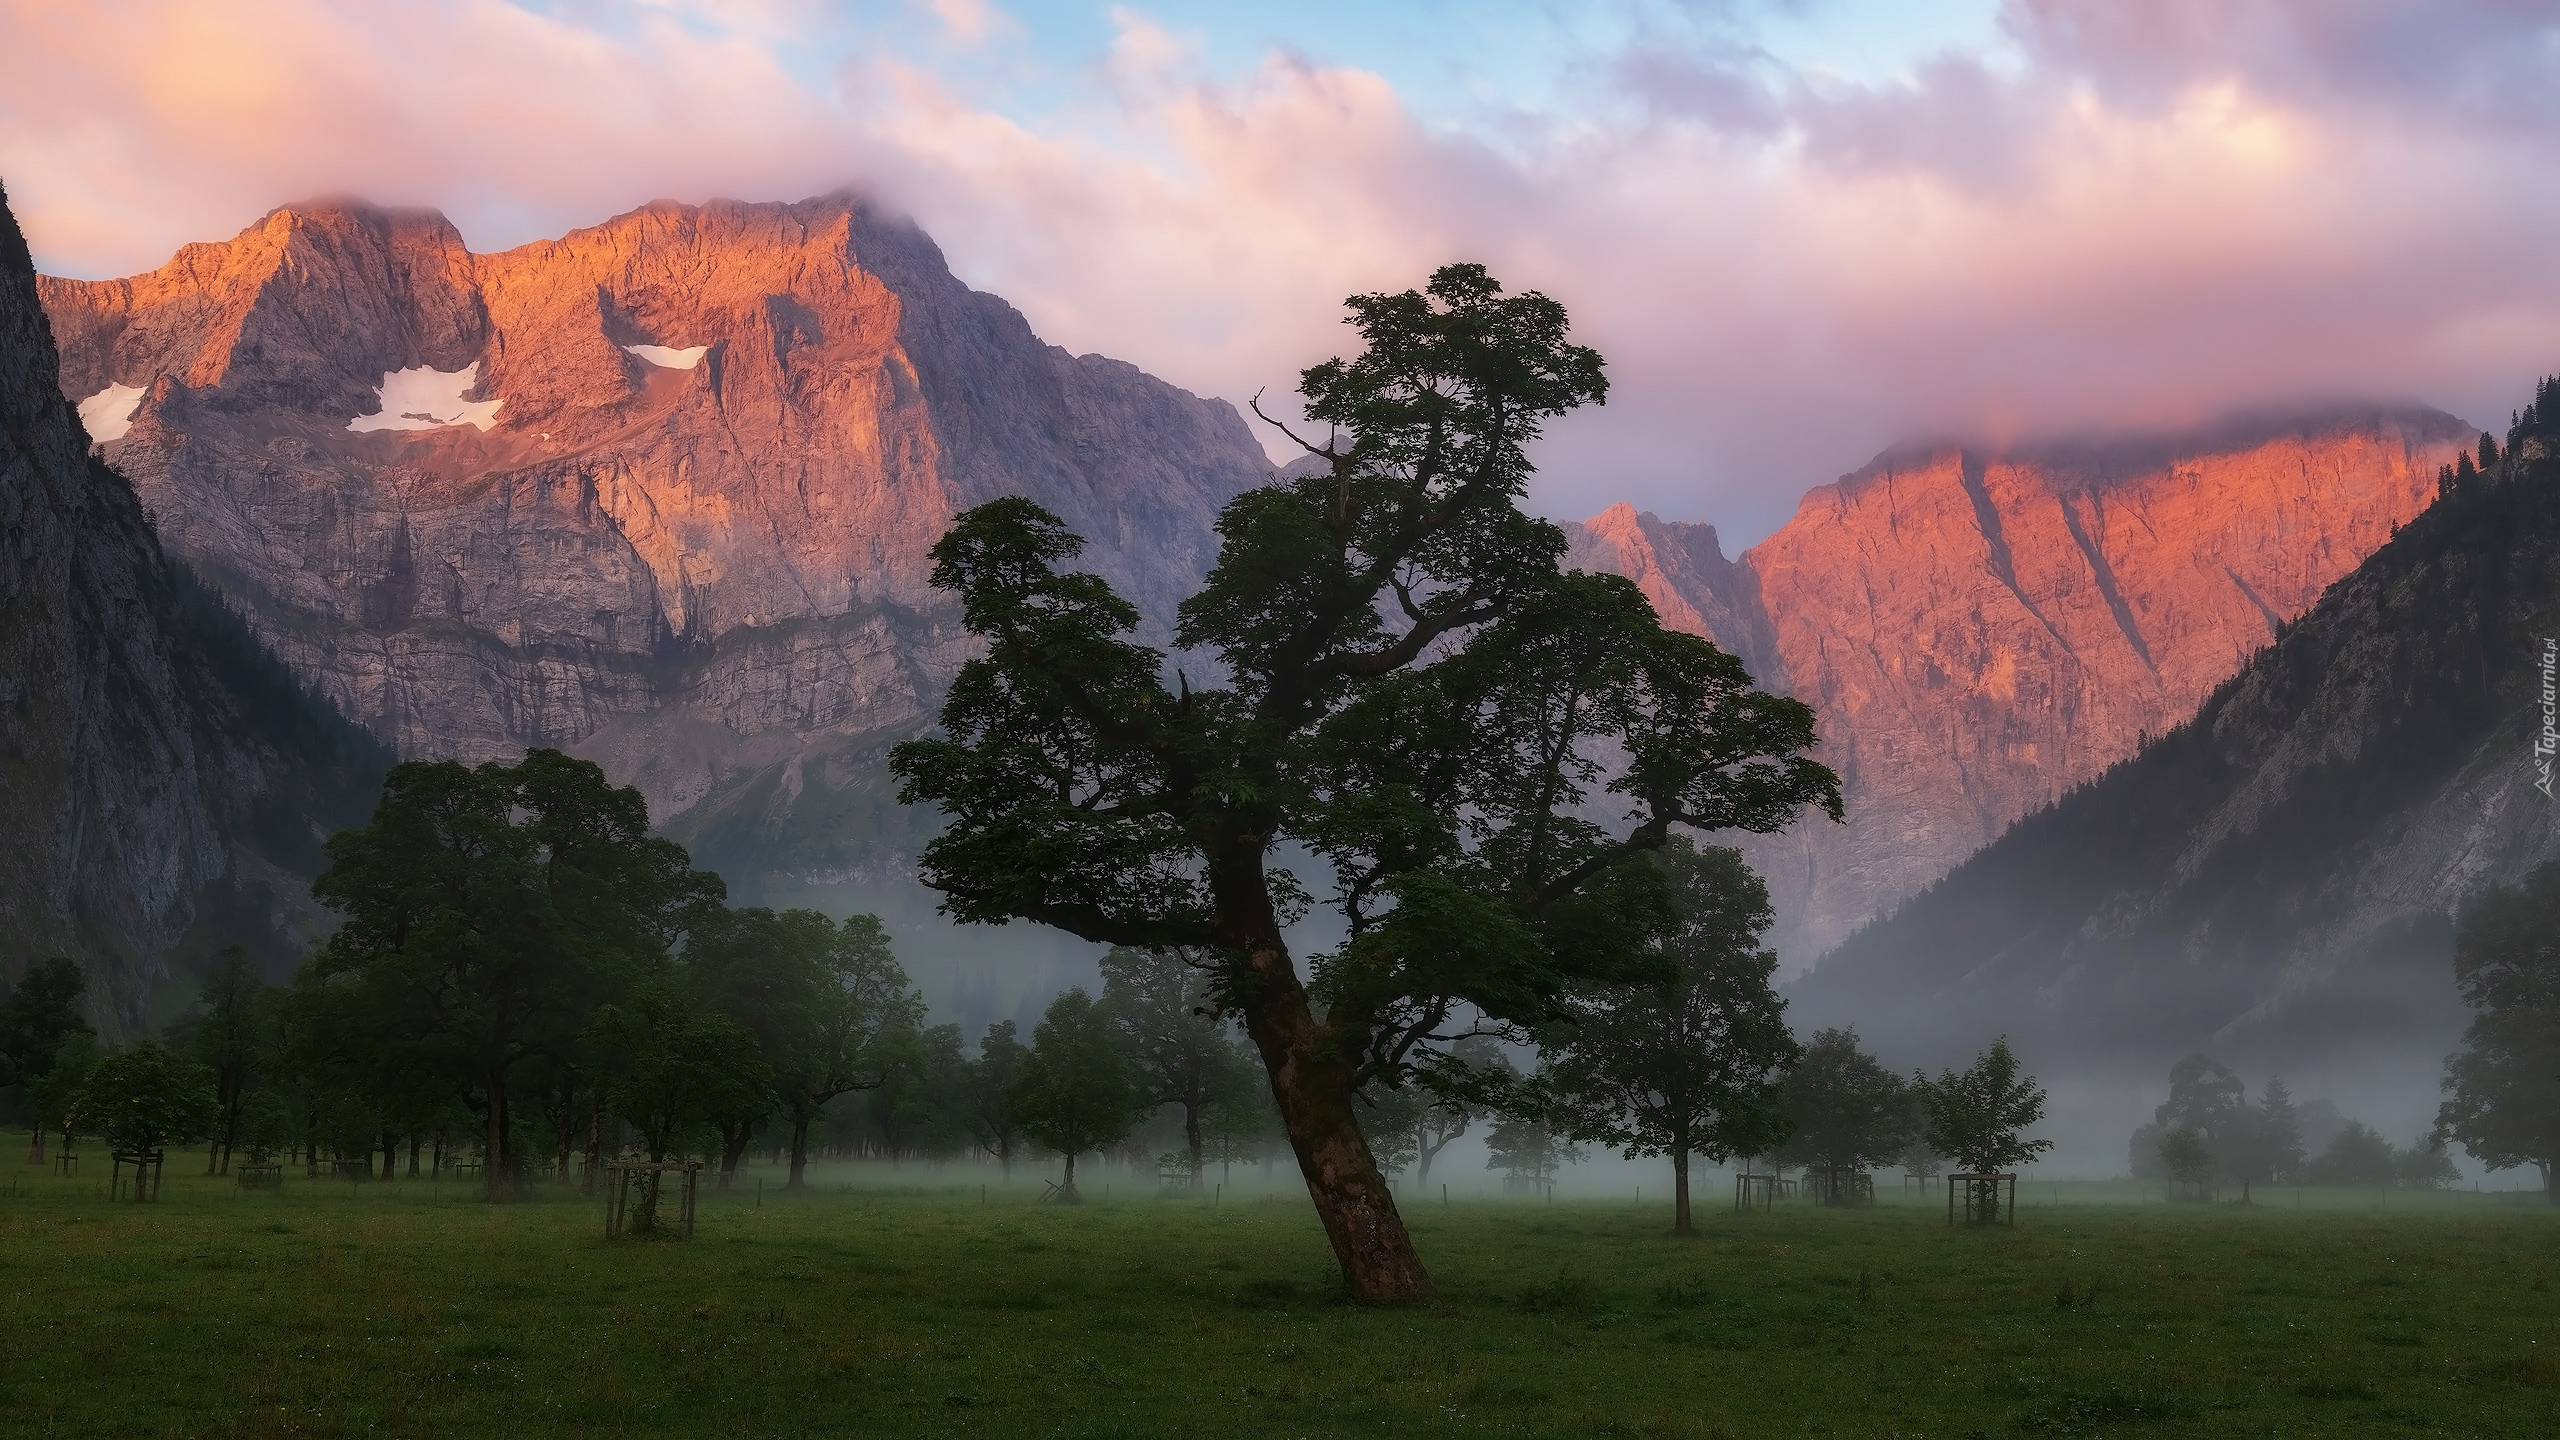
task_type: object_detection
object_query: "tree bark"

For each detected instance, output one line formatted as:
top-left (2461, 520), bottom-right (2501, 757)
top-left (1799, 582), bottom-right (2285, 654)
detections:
top-left (1061, 1148), bottom-right (1079, 1200)
top-left (29, 1124), bottom-right (45, 1166)
top-left (1672, 1147), bottom-right (1692, 1234)
top-left (1233, 930), bottom-right (1433, 1302)
top-left (788, 1115), bottom-right (812, 1190)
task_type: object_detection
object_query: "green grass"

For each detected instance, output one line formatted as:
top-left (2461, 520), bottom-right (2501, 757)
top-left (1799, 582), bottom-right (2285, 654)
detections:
top-left (1, 1161), bottom-right (2555, 1438)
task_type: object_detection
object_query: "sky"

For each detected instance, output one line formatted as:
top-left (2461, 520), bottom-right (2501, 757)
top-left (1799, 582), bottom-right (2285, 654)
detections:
top-left (5, 0), bottom-right (2558, 545)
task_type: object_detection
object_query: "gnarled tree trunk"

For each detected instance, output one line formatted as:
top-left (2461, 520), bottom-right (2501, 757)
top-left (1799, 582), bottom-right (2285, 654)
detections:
top-left (1234, 932), bottom-right (1432, 1302)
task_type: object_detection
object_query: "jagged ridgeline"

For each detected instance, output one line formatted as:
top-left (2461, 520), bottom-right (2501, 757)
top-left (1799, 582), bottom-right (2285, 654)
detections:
top-left (36, 193), bottom-right (1274, 914)
top-left (1792, 390), bottom-right (2560, 1072)
top-left (0, 182), bottom-right (387, 1033)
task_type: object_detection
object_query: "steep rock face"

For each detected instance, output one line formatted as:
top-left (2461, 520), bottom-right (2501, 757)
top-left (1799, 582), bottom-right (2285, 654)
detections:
top-left (42, 196), bottom-right (1272, 872)
top-left (1789, 428), bottom-right (2560, 1070)
top-left (0, 184), bottom-right (381, 1029)
top-left (1566, 409), bottom-right (2473, 965)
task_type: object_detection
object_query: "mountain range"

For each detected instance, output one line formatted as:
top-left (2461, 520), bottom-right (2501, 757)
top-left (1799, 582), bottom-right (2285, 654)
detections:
top-left (17, 190), bottom-right (2496, 1037)
top-left (39, 194), bottom-right (1273, 902)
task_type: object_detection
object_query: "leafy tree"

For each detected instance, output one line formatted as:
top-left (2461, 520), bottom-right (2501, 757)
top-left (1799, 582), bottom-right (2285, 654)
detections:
top-left (681, 906), bottom-right (845, 1182)
top-left (586, 977), bottom-right (773, 1231)
top-left (2255, 1074), bottom-right (2306, 1185)
top-left (778, 913), bottom-right (918, 1188)
top-left (74, 1043), bottom-right (217, 1178)
top-left (1200, 1043), bottom-right (1279, 1190)
top-left (969, 1020), bottom-right (1028, 1181)
top-left (1101, 946), bottom-right (1249, 1191)
top-left (875, 1022), bottom-right (976, 1162)
top-left (890, 265), bottom-right (1840, 1298)
top-left (2154, 1053), bottom-right (2247, 1182)
top-left (2307, 1122), bottom-right (2397, 1186)
top-left (1775, 1028), bottom-right (1912, 1196)
top-left (26, 1032), bottom-right (99, 1164)
top-left (166, 946), bottom-right (266, 1173)
top-left (0, 956), bottom-right (94, 1089)
top-left (1007, 988), bottom-right (1136, 1200)
top-left (2395, 1134), bottom-right (2461, 1190)
top-left (234, 1090), bottom-right (295, 1165)
top-left (2158, 1127), bottom-right (2213, 1191)
top-left (1485, 1111), bottom-right (1578, 1193)
top-left (312, 751), bottom-right (724, 1195)
top-left (1918, 1038), bottom-right (2051, 1221)
top-left (2436, 861), bottom-right (2560, 1203)
top-left (1544, 841), bottom-right (1799, 1231)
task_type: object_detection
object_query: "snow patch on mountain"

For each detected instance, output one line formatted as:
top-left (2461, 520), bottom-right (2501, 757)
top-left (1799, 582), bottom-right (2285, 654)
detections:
top-left (348, 362), bottom-right (502, 432)
top-left (624, 344), bottom-right (707, 370)
top-left (77, 381), bottom-right (144, 441)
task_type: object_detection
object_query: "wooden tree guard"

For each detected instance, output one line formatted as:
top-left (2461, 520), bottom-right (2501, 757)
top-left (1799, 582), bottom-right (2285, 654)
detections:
top-left (110, 1149), bottom-right (165, 1202)
top-left (1809, 1165), bottom-right (1875, 1207)
top-left (604, 1161), bottom-right (702, 1239)
top-left (236, 1162), bottom-right (284, 1190)
top-left (54, 1151), bottom-right (79, 1177)
top-left (1946, 1171), bottom-right (2016, 1226)
top-left (1733, 1172), bottom-right (1780, 1212)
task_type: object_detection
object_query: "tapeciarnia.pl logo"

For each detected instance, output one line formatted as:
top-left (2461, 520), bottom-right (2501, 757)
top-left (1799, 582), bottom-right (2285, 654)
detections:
top-left (2537, 637), bottom-right (2557, 798)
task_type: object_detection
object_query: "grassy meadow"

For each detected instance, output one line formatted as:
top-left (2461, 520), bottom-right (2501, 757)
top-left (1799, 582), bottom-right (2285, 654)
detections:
top-left (0, 1158), bottom-right (2554, 1439)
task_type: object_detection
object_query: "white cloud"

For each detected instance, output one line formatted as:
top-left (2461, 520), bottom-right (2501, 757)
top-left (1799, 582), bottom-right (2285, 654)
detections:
top-left (347, 363), bottom-right (503, 433)
top-left (7, 0), bottom-right (2559, 544)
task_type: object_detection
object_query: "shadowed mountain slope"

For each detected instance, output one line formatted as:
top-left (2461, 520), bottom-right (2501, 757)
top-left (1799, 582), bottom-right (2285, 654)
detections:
top-left (1789, 407), bottom-right (2560, 1072)
top-left (0, 183), bottom-right (385, 1030)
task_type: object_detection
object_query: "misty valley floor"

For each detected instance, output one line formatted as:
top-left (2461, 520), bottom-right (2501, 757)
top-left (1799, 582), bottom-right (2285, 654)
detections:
top-left (0, 1165), bottom-right (2553, 1439)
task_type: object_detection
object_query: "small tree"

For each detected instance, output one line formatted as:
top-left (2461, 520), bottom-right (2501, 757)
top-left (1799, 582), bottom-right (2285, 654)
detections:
top-left (2155, 1053), bottom-right (2247, 1184)
top-left (1545, 841), bottom-right (1798, 1231)
top-left (2395, 1134), bottom-right (2462, 1190)
top-left (969, 1020), bottom-right (1028, 1181)
top-left (167, 945), bottom-right (267, 1174)
top-left (74, 1043), bottom-right (217, 1194)
top-left (1, 957), bottom-right (95, 1117)
top-left (2436, 862), bottom-right (2560, 1203)
top-left (1486, 1110), bottom-right (1578, 1194)
top-left (1101, 946), bottom-right (1238, 1191)
top-left (2255, 1074), bottom-right (2307, 1185)
top-left (587, 978), bottom-right (773, 1230)
top-left (26, 1032), bottom-right (100, 1164)
top-left (1918, 1038), bottom-right (2051, 1222)
top-left (1775, 1028), bottom-right (1912, 1199)
top-left (1008, 989), bottom-right (1137, 1200)
top-left (2307, 1123), bottom-right (2397, 1186)
top-left (234, 1090), bottom-right (295, 1165)
top-left (2158, 1127), bottom-right (2213, 1196)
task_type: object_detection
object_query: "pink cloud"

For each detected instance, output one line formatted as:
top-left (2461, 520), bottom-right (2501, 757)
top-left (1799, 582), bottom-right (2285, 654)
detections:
top-left (4, 0), bottom-right (2556, 544)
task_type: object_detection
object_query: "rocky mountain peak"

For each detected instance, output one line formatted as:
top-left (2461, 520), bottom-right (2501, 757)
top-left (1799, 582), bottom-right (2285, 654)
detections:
top-left (42, 194), bottom-right (1274, 886)
top-left (1568, 403), bottom-right (2475, 967)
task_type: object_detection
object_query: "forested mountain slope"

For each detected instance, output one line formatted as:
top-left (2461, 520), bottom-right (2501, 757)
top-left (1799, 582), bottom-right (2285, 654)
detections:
top-left (1790, 401), bottom-right (2560, 1071)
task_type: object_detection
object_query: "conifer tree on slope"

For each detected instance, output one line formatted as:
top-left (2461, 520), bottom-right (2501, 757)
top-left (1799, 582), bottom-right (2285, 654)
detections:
top-left (892, 265), bottom-right (1839, 1299)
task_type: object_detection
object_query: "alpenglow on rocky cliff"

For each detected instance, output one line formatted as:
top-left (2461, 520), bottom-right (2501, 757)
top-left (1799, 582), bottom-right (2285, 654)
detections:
top-left (41, 194), bottom-right (1277, 891)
